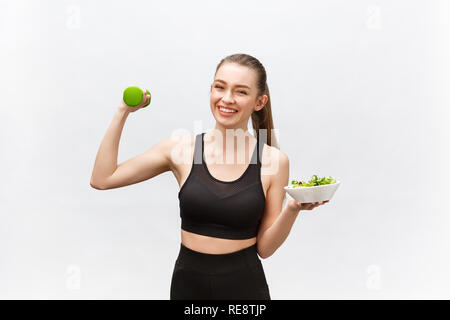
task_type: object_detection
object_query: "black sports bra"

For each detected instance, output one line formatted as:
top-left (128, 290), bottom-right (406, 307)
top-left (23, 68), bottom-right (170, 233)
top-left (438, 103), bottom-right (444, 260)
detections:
top-left (178, 131), bottom-right (266, 240)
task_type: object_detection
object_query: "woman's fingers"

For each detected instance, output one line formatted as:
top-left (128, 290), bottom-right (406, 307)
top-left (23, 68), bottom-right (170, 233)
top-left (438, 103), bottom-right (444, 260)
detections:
top-left (298, 200), bottom-right (330, 211)
top-left (306, 203), bottom-right (315, 210)
top-left (310, 201), bottom-right (328, 210)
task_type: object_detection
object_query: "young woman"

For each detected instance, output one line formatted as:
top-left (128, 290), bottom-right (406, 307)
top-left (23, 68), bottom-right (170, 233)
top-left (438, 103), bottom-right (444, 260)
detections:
top-left (90, 53), bottom-right (328, 300)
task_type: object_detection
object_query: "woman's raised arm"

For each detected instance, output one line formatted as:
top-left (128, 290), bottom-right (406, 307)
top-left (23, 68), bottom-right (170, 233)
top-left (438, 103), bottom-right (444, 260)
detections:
top-left (89, 91), bottom-right (172, 190)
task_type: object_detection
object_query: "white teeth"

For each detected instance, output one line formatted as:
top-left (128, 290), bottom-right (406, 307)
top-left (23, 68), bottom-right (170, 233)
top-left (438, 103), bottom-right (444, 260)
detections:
top-left (219, 107), bottom-right (237, 113)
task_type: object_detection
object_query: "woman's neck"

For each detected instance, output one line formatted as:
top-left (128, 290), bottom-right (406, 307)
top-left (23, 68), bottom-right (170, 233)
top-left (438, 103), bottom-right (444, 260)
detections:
top-left (205, 127), bottom-right (255, 165)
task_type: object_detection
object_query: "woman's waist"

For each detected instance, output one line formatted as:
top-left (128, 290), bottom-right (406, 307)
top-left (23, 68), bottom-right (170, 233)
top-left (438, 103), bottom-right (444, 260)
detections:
top-left (177, 232), bottom-right (261, 274)
top-left (181, 229), bottom-right (257, 255)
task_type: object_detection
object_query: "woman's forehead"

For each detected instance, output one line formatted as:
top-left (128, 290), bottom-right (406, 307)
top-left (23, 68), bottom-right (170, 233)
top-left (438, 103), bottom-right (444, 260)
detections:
top-left (215, 64), bottom-right (256, 87)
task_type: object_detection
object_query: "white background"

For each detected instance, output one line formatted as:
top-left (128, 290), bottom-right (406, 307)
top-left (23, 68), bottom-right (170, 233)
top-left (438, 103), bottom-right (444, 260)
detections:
top-left (0, 0), bottom-right (449, 299)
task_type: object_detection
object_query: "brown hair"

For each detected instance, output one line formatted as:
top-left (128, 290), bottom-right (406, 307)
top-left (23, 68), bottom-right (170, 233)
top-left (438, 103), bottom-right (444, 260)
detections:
top-left (214, 53), bottom-right (279, 149)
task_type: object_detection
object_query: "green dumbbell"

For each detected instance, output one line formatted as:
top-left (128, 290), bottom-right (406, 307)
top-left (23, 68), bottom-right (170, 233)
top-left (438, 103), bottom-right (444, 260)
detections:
top-left (123, 86), bottom-right (151, 108)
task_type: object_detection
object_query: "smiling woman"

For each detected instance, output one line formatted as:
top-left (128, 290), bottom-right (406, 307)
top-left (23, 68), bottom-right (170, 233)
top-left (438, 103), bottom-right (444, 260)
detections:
top-left (90, 53), bottom-right (320, 301)
top-left (170, 53), bottom-right (287, 300)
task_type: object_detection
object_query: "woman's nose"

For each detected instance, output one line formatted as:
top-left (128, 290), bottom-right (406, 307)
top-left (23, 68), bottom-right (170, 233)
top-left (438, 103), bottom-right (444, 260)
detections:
top-left (222, 91), bottom-right (235, 103)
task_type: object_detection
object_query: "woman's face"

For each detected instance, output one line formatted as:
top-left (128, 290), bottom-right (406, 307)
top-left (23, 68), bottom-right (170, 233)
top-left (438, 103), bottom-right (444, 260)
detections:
top-left (210, 63), bottom-right (267, 128)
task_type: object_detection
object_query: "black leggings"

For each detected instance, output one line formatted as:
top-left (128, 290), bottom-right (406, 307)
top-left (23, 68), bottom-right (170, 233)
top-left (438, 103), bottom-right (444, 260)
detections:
top-left (170, 243), bottom-right (271, 300)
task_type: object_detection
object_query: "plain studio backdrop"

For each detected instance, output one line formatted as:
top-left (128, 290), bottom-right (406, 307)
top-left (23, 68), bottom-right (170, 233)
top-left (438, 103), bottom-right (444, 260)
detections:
top-left (0, 0), bottom-right (449, 300)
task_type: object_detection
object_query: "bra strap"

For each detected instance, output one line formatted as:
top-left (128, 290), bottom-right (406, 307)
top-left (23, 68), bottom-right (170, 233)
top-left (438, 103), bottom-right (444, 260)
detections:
top-left (257, 129), bottom-right (266, 166)
top-left (193, 133), bottom-right (203, 164)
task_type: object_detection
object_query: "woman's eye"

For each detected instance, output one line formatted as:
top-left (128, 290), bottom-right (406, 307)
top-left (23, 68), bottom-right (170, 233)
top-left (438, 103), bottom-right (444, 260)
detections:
top-left (214, 85), bottom-right (247, 95)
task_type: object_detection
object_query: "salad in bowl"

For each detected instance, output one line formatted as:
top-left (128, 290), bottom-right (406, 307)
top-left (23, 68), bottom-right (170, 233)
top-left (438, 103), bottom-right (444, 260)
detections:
top-left (284, 175), bottom-right (340, 203)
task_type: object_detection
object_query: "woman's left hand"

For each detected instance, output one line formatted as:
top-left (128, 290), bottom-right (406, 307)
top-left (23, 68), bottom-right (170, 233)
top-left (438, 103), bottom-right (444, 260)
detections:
top-left (286, 199), bottom-right (329, 214)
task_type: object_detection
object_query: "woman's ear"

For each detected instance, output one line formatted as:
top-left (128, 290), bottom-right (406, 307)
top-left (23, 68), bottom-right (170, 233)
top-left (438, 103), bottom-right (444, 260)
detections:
top-left (255, 95), bottom-right (268, 112)
top-left (255, 105), bottom-right (264, 112)
top-left (256, 95), bottom-right (268, 110)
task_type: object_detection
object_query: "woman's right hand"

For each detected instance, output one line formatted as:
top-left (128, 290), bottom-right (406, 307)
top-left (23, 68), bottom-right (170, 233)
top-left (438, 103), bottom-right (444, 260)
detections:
top-left (117, 88), bottom-right (151, 114)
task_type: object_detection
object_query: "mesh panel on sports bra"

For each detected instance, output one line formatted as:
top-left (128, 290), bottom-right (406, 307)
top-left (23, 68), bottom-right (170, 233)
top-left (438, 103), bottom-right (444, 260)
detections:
top-left (178, 131), bottom-right (266, 240)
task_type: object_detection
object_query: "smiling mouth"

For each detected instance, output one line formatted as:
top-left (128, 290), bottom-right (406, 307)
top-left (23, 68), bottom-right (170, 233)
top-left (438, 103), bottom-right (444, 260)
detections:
top-left (217, 105), bottom-right (238, 113)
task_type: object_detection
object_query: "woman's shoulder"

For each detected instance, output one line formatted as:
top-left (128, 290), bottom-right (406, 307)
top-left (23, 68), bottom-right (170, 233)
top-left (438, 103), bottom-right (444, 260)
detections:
top-left (166, 134), bottom-right (196, 171)
top-left (261, 144), bottom-right (289, 178)
top-left (262, 143), bottom-right (288, 163)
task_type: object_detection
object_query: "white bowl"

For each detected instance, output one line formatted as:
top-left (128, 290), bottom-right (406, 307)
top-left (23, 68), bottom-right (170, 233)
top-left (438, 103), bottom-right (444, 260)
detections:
top-left (284, 181), bottom-right (341, 203)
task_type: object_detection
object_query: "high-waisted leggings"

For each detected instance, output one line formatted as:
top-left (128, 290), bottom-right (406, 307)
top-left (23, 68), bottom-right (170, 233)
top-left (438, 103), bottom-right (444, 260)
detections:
top-left (170, 243), bottom-right (271, 300)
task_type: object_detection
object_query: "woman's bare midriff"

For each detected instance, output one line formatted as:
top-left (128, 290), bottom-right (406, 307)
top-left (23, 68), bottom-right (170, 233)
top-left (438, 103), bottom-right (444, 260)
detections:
top-left (181, 230), bottom-right (257, 254)
top-left (170, 135), bottom-right (272, 255)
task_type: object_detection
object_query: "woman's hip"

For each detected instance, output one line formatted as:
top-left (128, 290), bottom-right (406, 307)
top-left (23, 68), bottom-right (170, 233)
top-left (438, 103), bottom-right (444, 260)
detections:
top-left (175, 242), bottom-right (262, 275)
top-left (170, 242), bottom-right (270, 300)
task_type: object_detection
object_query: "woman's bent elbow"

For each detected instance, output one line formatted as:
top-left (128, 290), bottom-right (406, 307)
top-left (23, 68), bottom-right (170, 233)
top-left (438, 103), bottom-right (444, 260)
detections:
top-left (257, 249), bottom-right (271, 260)
top-left (90, 180), bottom-right (106, 190)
